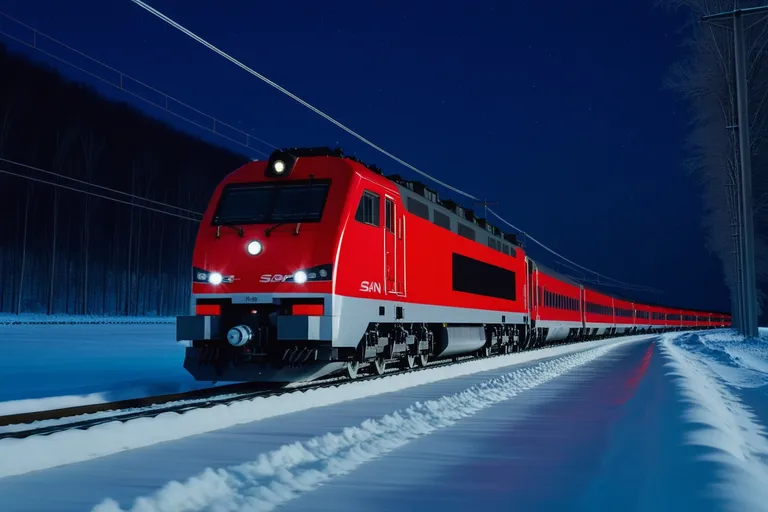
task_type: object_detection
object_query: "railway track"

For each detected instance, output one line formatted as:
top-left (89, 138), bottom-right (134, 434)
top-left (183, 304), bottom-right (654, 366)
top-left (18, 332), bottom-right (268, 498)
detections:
top-left (0, 351), bottom-right (493, 441)
top-left (0, 334), bottom-right (651, 442)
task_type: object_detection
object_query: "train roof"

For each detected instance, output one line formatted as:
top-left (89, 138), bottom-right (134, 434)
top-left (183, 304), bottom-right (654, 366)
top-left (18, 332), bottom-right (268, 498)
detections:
top-left (533, 260), bottom-right (583, 288)
top-left (271, 146), bottom-right (523, 248)
top-left (271, 148), bottom-right (731, 318)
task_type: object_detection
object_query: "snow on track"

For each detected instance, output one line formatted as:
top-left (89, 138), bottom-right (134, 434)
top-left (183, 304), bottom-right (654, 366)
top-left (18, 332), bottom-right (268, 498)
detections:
top-left (0, 335), bottom-right (648, 480)
top-left (659, 333), bottom-right (768, 512)
top-left (91, 341), bottom-right (626, 512)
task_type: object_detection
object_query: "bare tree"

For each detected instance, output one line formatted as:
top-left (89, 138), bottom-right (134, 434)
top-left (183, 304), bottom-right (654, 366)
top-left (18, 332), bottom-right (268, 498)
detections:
top-left (663, 0), bottom-right (768, 321)
top-left (47, 124), bottom-right (80, 314)
top-left (80, 129), bottom-right (105, 314)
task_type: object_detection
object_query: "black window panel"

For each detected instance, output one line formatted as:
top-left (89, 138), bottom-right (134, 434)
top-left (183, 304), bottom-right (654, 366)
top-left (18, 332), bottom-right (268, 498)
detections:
top-left (433, 209), bottom-right (451, 230)
top-left (355, 191), bottom-right (380, 227)
top-left (502, 245), bottom-right (509, 255)
top-left (213, 180), bottom-right (331, 225)
top-left (385, 198), bottom-right (394, 233)
top-left (452, 253), bottom-right (515, 301)
top-left (407, 196), bottom-right (430, 220)
top-left (457, 223), bottom-right (475, 240)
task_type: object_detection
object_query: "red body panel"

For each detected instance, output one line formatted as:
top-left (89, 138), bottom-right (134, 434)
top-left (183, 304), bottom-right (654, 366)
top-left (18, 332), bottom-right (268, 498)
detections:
top-left (613, 298), bottom-right (635, 326)
top-left (584, 288), bottom-right (615, 326)
top-left (334, 170), bottom-right (527, 314)
top-left (535, 270), bottom-right (582, 324)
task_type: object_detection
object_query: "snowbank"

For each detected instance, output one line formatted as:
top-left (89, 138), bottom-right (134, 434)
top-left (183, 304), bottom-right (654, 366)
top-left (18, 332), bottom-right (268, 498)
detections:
top-left (660, 333), bottom-right (768, 512)
top-left (92, 342), bottom-right (623, 512)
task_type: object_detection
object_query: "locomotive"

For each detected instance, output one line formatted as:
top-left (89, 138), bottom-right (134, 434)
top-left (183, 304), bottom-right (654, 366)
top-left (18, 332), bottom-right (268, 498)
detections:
top-left (176, 147), bottom-right (731, 383)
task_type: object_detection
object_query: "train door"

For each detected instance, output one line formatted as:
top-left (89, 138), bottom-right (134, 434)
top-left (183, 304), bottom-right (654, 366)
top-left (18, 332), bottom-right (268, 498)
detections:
top-left (526, 258), bottom-right (537, 322)
top-left (384, 196), bottom-right (400, 295)
top-left (396, 208), bottom-right (406, 295)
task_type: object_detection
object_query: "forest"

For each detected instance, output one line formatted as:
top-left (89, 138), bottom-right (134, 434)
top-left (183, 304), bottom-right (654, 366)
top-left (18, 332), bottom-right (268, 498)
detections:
top-left (0, 43), bottom-right (249, 316)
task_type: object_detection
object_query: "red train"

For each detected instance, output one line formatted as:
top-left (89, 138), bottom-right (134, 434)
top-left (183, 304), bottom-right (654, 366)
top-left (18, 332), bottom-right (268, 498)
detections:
top-left (177, 147), bottom-right (731, 382)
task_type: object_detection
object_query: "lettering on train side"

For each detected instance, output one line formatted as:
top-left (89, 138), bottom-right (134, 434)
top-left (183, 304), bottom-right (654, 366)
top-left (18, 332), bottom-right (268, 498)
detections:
top-left (360, 281), bottom-right (382, 293)
top-left (260, 274), bottom-right (290, 283)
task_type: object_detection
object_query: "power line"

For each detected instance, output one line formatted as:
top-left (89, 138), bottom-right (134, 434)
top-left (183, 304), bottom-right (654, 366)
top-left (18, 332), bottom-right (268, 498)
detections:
top-left (0, 168), bottom-right (202, 222)
top-left (0, 157), bottom-right (203, 217)
top-left (0, 11), bottom-right (277, 158)
top-left (131, 0), bottom-right (660, 294)
top-left (487, 208), bottom-right (657, 292)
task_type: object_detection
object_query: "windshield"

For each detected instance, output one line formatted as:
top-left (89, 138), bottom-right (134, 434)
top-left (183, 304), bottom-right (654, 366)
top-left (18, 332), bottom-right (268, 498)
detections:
top-left (212, 179), bottom-right (331, 226)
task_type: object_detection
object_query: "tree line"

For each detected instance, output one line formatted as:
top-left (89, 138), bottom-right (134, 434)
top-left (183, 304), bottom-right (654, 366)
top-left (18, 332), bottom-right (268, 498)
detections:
top-left (0, 43), bottom-right (249, 316)
top-left (664, 0), bottom-right (768, 322)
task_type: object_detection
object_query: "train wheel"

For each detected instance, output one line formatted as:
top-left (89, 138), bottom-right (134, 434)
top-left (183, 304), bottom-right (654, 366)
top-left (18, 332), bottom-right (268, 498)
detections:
top-left (418, 353), bottom-right (429, 367)
top-left (404, 354), bottom-right (416, 370)
top-left (346, 361), bottom-right (359, 380)
top-left (372, 357), bottom-right (386, 376)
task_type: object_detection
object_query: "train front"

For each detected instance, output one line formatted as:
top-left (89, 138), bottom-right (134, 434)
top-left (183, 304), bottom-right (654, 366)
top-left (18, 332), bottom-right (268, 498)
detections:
top-left (177, 148), bottom-right (351, 383)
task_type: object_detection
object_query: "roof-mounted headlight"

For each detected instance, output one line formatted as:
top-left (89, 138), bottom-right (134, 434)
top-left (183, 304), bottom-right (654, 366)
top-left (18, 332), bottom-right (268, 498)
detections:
top-left (265, 150), bottom-right (298, 178)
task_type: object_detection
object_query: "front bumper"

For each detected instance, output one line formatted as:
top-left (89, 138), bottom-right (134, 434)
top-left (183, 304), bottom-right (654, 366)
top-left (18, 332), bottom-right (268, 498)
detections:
top-left (176, 314), bottom-right (333, 342)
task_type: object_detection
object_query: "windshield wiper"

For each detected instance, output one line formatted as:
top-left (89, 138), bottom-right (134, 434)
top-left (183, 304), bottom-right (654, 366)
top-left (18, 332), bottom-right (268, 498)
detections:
top-left (265, 222), bottom-right (286, 237)
top-left (215, 224), bottom-right (245, 239)
top-left (265, 222), bottom-right (301, 237)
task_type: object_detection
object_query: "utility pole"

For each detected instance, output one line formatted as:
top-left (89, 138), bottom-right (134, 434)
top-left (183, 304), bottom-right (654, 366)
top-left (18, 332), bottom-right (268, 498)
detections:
top-left (703, 5), bottom-right (767, 338)
top-left (473, 199), bottom-right (498, 220)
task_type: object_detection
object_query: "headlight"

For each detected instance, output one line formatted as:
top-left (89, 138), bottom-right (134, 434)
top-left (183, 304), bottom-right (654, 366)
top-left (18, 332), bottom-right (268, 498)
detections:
top-left (293, 270), bottom-right (308, 284)
top-left (246, 240), bottom-right (263, 255)
top-left (273, 160), bottom-right (285, 174)
top-left (208, 272), bottom-right (223, 285)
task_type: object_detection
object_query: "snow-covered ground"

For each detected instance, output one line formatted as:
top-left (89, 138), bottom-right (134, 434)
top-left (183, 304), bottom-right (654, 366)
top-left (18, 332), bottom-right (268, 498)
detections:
top-left (0, 319), bottom-right (213, 415)
top-left (0, 313), bottom-right (175, 324)
top-left (0, 333), bottom-right (647, 511)
top-left (1, 324), bottom-right (767, 512)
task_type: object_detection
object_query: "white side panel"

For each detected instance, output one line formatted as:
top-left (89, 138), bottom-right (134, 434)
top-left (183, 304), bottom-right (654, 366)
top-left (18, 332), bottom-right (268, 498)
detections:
top-left (537, 320), bottom-right (583, 342)
top-left (192, 293), bottom-right (527, 350)
top-left (333, 295), bottom-right (527, 349)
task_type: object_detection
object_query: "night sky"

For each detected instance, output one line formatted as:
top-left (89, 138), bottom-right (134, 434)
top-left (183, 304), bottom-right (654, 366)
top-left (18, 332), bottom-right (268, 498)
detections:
top-left (0, 0), bottom-right (729, 312)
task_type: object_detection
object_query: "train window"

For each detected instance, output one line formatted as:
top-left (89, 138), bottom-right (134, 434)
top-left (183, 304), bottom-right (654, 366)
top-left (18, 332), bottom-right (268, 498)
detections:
top-left (213, 179), bottom-right (331, 226)
top-left (502, 244), bottom-right (509, 255)
top-left (406, 196), bottom-right (430, 221)
top-left (385, 198), bottom-right (395, 233)
top-left (355, 190), bottom-right (381, 227)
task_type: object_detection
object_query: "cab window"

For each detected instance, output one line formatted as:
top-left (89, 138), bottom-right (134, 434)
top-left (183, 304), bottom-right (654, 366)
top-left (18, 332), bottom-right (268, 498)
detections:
top-left (355, 190), bottom-right (380, 227)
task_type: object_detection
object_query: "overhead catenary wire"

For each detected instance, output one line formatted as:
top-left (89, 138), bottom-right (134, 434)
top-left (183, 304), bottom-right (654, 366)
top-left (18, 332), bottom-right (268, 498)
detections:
top-left (0, 156), bottom-right (203, 217)
top-left (0, 168), bottom-right (202, 223)
top-left (130, 0), bottom-right (659, 294)
top-left (0, 11), bottom-right (278, 158)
